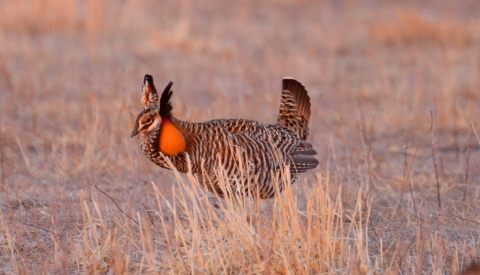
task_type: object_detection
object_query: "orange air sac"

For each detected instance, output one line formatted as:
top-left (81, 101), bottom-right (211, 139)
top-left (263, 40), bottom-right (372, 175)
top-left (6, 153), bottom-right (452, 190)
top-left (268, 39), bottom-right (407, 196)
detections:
top-left (159, 119), bottom-right (186, 156)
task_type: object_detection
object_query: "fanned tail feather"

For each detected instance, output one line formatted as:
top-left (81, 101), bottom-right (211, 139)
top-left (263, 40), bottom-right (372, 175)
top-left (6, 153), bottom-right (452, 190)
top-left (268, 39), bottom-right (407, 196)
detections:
top-left (277, 77), bottom-right (312, 140)
top-left (282, 77), bottom-right (311, 121)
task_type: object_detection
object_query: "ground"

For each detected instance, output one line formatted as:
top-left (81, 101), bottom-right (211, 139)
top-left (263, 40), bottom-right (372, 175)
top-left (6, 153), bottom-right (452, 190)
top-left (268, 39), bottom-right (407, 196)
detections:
top-left (0, 0), bottom-right (479, 274)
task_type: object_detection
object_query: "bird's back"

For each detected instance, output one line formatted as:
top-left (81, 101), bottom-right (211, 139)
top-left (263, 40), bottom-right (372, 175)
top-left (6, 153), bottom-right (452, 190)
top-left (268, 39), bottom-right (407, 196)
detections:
top-left (174, 117), bottom-right (317, 199)
top-left (182, 121), bottom-right (296, 198)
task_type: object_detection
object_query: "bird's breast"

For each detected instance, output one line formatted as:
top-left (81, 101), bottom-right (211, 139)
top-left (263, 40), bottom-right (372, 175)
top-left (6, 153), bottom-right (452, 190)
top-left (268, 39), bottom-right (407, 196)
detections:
top-left (159, 119), bottom-right (187, 156)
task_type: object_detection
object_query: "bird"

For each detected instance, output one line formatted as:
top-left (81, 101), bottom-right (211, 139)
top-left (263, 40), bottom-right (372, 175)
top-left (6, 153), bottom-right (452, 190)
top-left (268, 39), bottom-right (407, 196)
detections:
top-left (462, 262), bottom-right (480, 275)
top-left (131, 74), bottom-right (318, 200)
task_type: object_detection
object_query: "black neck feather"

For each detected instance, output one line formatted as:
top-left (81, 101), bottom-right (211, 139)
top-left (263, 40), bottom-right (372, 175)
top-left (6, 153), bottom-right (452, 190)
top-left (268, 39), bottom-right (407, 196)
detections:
top-left (159, 81), bottom-right (174, 118)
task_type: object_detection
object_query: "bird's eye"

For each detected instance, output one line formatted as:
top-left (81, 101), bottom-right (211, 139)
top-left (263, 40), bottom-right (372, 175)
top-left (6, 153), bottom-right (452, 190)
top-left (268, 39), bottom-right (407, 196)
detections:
top-left (145, 118), bottom-right (152, 124)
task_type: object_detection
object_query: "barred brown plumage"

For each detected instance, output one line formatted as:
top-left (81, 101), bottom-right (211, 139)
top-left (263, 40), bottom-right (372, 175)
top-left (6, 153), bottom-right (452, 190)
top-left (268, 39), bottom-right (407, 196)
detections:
top-left (131, 74), bottom-right (319, 199)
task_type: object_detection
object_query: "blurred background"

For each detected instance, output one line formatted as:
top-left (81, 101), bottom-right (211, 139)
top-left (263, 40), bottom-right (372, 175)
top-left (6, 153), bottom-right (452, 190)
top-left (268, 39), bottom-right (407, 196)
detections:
top-left (1, 0), bottom-right (479, 199)
top-left (1, 0), bottom-right (480, 273)
top-left (1, 0), bottom-right (480, 207)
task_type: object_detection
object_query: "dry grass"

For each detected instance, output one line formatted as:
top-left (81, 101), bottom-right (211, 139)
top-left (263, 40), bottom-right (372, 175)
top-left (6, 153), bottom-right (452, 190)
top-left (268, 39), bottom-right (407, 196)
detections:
top-left (1, 0), bottom-right (480, 274)
top-left (371, 8), bottom-right (475, 47)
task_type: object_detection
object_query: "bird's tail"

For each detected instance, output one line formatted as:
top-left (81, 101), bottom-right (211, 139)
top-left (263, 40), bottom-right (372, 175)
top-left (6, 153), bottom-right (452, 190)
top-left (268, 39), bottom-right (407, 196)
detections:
top-left (276, 77), bottom-right (311, 140)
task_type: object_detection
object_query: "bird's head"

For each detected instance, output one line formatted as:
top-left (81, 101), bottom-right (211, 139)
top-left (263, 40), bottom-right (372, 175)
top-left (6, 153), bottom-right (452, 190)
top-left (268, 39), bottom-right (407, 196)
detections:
top-left (131, 108), bottom-right (160, 138)
top-left (131, 75), bottom-right (186, 156)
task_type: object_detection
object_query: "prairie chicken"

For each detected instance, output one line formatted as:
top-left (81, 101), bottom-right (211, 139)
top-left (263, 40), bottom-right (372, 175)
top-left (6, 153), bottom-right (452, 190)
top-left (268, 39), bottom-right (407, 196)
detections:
top-left (131, 75), bottom-right (318, 199)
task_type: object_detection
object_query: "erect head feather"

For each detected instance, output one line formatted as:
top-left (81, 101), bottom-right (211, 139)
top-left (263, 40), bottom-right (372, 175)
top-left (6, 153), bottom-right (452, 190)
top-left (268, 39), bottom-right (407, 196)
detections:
top-left (159, 81), bottom-right (174, 119)
top-left (141, 74), bottom-right (159, 109)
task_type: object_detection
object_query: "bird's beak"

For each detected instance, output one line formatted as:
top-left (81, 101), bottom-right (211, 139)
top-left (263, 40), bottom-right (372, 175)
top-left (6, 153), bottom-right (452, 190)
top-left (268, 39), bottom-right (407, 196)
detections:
top-left (131, 129), bottom-right (139, 138)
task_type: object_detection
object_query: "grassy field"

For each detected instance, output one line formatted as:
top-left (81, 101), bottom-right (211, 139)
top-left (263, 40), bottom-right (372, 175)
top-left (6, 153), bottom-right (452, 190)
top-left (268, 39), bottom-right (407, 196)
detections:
top-left (1, 0), bottom-right (480, 274)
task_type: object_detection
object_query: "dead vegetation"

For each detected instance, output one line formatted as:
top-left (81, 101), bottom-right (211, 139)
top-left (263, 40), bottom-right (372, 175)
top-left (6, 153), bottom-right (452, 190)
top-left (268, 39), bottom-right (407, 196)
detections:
top-left (0, 0), bottom-right (479, 274)
top-left (370, 8), bottom-right (475, 47)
